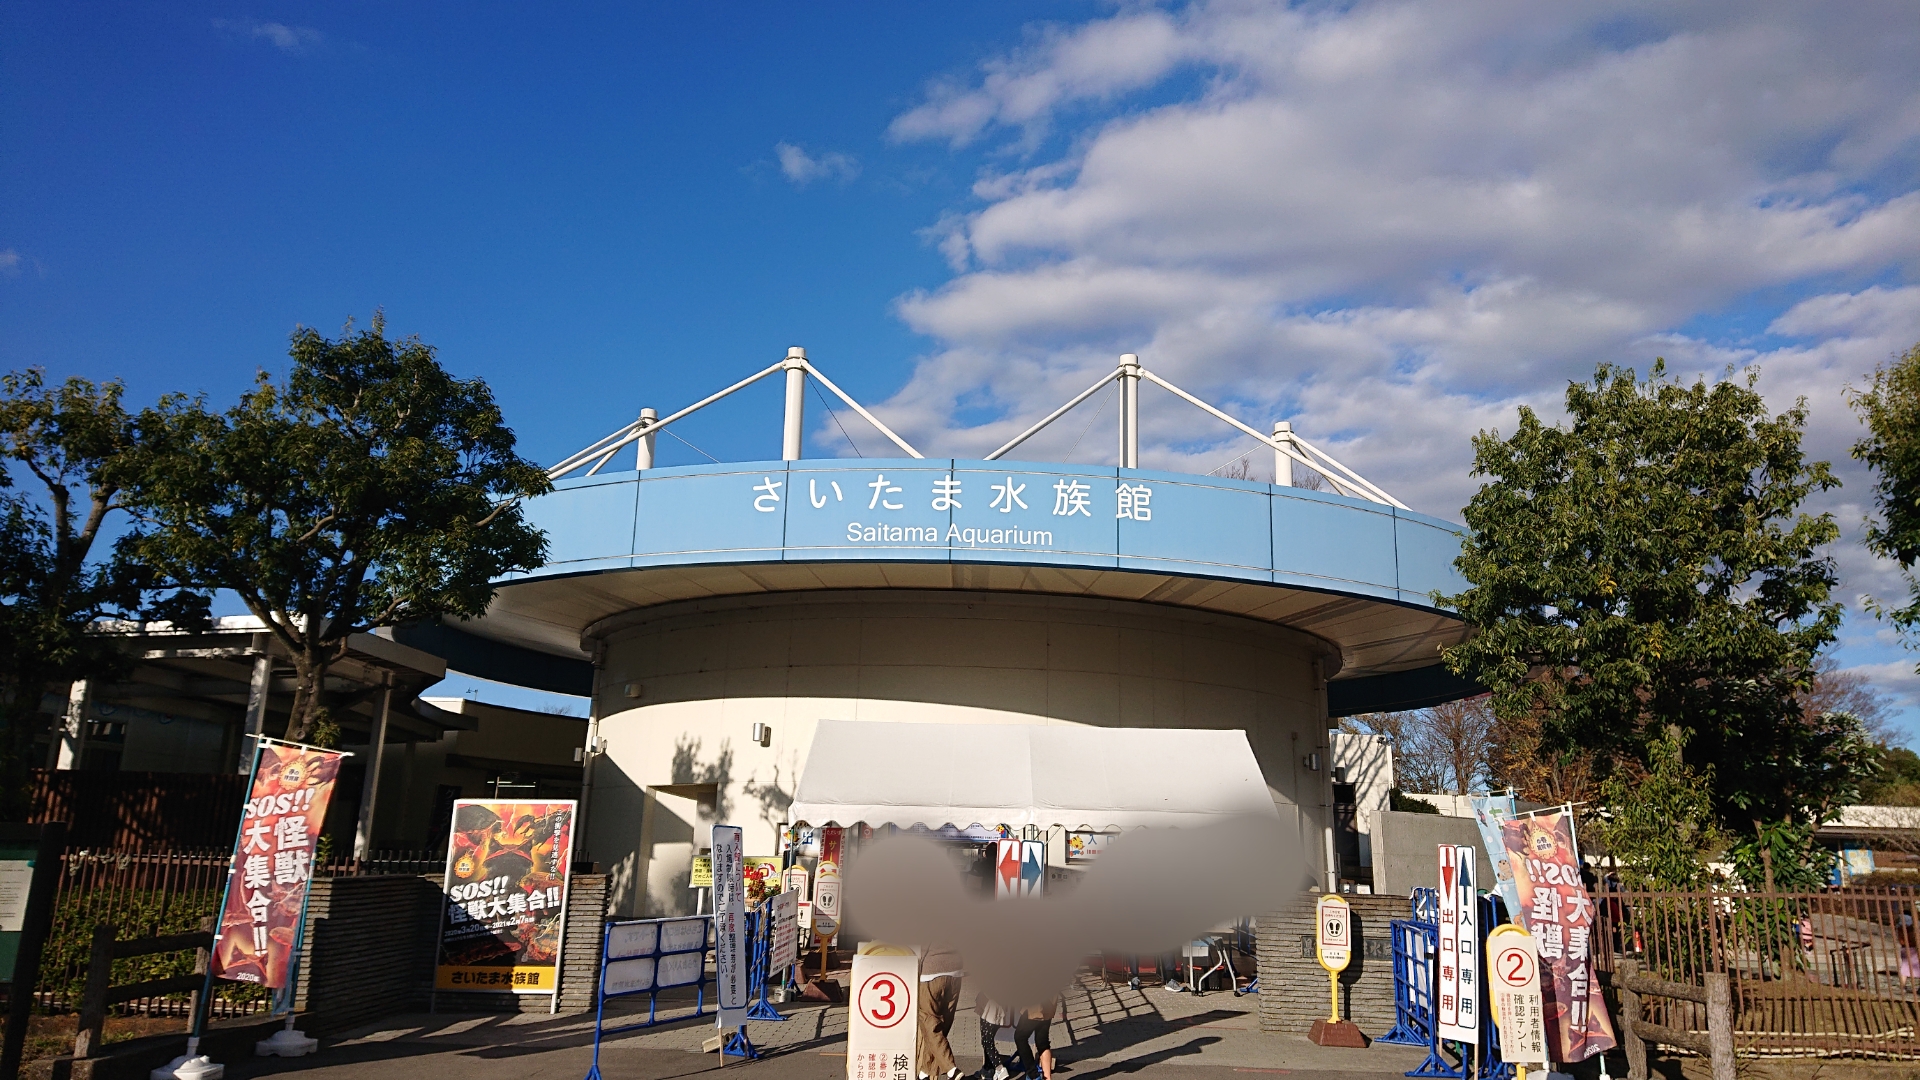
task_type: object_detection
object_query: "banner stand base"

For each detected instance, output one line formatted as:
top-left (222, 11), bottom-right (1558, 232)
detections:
top-left (152, 1038), bottom-right (224, 1080)
top-left (721, 1026), bottom-right (757, 1060)
top-left (1309, 1020), bottom-right (1368, 1048)
top-left (256, 1026), bottom-right (319, 1057)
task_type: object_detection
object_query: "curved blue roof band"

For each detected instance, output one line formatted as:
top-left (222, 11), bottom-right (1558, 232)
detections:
top-left (511, 458), bottom-right (1468, 612)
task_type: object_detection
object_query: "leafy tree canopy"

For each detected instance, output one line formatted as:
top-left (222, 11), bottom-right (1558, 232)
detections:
top-left (0, 371), bottom-right (147, 810)
top-left (120, 314), bottom-right (550, 746)
top-left (1851, 341), bottom-right (1920, 644)
top-left (1589, 730), bottom-right (1727, 891)
top-left (1441, 362), bottom-right (1861, 881)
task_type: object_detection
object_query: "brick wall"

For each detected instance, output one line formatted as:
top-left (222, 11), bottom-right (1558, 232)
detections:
top-left (294, 874), bottom-right (441, 1030)
top-left (294, 872), bottom-right (610, 1028)
top-left (1256, 893), bottom-right (1411, 1035)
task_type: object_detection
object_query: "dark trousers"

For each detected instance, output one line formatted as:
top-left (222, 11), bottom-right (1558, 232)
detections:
top-left (1012, 1016), bottom-right (1051, 1076)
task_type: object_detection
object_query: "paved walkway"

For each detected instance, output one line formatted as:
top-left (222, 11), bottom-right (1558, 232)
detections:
top-left (221, 974), bottom-right (1430, 1080)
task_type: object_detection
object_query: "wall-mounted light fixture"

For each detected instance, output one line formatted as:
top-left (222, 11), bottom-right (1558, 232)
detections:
top-left (1304, 752), bottom-right (1320, 772)
top-left (751, 722), bottom-right (772, 747)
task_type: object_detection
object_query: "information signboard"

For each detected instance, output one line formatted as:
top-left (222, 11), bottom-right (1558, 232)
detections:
top-left (1488, 924), bottom-right (1548, 1066)
top-left (711, 824), bottom-right (748, 1025)
top-left (1436, 844), bottom-right (1479, 1045)
top-left (1316, 894), bottom-right (1352, 972)
top-left (767, 889), bottom-right (800, 972)
top-left (847, 951), bottom-right (918, 1080)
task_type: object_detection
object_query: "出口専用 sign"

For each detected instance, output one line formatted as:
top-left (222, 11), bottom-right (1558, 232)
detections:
top-left (210, 743), bottom-right (343, 988)
top-left (435, 799), bottom-right (576, 993)
top-left (1436, 845), bottom-right (1479, 1046)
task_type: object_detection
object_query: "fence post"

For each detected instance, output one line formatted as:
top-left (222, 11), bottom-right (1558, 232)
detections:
top-left (71, 922), bottom-right (114, 1059)
top-left (1617, 958), bottom-right (1647, 1080)
top-left (1705, 972), bottom-right (1734, 1080)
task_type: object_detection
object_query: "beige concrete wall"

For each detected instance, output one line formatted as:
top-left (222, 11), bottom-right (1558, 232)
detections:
top-left (580, 590), bottom-right (1341, 917)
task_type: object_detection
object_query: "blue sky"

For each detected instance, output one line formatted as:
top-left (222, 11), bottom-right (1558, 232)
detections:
top-left (5, 2), bottom-right (1920, 730)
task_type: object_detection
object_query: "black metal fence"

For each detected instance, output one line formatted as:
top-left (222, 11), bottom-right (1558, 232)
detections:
top-left (34, 848), bottom-right (445, 1018)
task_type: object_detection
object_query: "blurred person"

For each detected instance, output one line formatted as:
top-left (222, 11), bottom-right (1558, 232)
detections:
top-left (1012, 995), bottom-right (1060, 1080)
top-left (918, 943), bottom-right (965, 1080)
top-left (976, 993), bottom-right (1017, 1080)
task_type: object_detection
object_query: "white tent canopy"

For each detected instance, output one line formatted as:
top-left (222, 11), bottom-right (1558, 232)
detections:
top-left (787, 720), bottom-right (1282, 832)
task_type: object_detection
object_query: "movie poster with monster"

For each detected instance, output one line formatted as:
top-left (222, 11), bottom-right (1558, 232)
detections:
top-left (210, 742), bottom-right (343, 988)
top-left (435, 799), bottom-right (577, 993)
top-left (1499, 809), bottom-right (1616, 1063)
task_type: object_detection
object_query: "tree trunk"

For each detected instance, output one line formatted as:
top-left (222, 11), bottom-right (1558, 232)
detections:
top-left (284, 655), bottom-right (330, 745)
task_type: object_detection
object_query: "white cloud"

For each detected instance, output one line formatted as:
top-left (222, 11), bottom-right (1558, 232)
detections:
top-left (0, 250), bottom-right (22, 278)
top-left (775, 142), bottom-right (860, 187)
top-left (858, 0), bottom-right (1920, 715)
top-left (866, 0), bottom-right (1920, 521)
top-left (211, 18), bottom-right (325, 54)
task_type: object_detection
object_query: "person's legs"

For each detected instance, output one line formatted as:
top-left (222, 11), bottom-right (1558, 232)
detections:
top-left (929, 972), bottom-right (960, 1068)
top-left (1012, 1017), bottom-right (1047, 1077)
top-left (917, 979), bottom-right (944, 1079)
top-left (979, 1017), bottom-right (1005, 1079)
top-left (924, 976), bottom-right (960, 1078)
top-left (1031, 1019), bottom-right (1053, 1080)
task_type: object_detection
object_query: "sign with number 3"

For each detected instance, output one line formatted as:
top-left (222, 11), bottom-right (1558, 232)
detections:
top-left (848, 951), bottom-right (919, 1080)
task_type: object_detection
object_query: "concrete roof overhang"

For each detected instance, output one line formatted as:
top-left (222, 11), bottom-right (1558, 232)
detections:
top-left (415, 460), bottom-right (1482, 714)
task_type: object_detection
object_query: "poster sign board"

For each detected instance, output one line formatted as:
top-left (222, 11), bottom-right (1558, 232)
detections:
top-left (848, 951), bottom-right (918, 1080)
top-left (1500, 809), bottom-right (1617, 1062)
top-left (711, 824), bottom-right (748, 1024)
top-left (690, 855), bottom-right (713, 889)
top-left (1315, 894), bottom-right (1352, 972)
top-left (1488, 924), bottom-right (1548, 1066)
top-left (1066, 831), bottom-right (1115, 864)
top-left (1436, 844), bottom-right (1479, 1045)
top-left (435, 799), bottom-right (577, 993)
top-left (744, 857), bottom-right (781, 908)
top-left (783, 864), bottom-right (810, 903)
top-left (211, 743), bottom-right (343, 988)
top-left (768, 888), bottom-right (800, 972)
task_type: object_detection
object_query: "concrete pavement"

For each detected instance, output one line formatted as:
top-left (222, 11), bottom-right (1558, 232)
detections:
top-left (219, 974), bottom-right (1431, 1080)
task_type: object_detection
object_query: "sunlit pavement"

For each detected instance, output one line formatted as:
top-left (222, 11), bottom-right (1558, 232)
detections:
top-left (220, 974), bottom-right (1429, 1080)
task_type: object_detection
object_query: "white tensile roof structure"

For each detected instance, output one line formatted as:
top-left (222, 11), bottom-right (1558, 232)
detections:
top-left (787, 719), bottom-right (1281, 832)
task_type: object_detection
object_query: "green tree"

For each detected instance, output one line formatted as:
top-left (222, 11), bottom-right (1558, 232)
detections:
top-left (120, 315), bottom-right (550, 745)
top-left (1861, 744), bottom-right (1920, 806)
top-left (1441, 362), bottom-right (1851, 886)
top-left (1589, 729), bottom-right (1727, 890)
top-left (1851, 341), bottom-right (1920, 643)
top-left (0, 371), bottom-right (149, 812)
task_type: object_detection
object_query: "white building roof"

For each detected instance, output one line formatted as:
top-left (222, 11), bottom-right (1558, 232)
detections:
top-left (787, 720), bottom-right (1281, 832)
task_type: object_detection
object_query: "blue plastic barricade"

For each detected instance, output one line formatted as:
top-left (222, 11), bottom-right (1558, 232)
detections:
top-left (1378, 916), bottom-right (1436, 1046)
top-left (744, 907), bottom-right (790, 1022)
top-left (583, 915), bottom-right (713, 1080)
top-left (1399, 889), bottom-right (1519, 1080)
top-left (1401, 888), bottom-right (1465, 1079)
top-left (1473, 894), bottom-right (1515, 1080)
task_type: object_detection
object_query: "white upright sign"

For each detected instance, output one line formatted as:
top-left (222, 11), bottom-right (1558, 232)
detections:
top-left (1436, 844), bottom-right (1480, 1046)
top-left (710, 825), bottom-right (749, 1026)
top-left (768, 888), bottom-right (800, 972)
top-left (847, 951), bottom-right (918, 1080)
top-left (1488, 924), bottom-right (1548, 1066)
